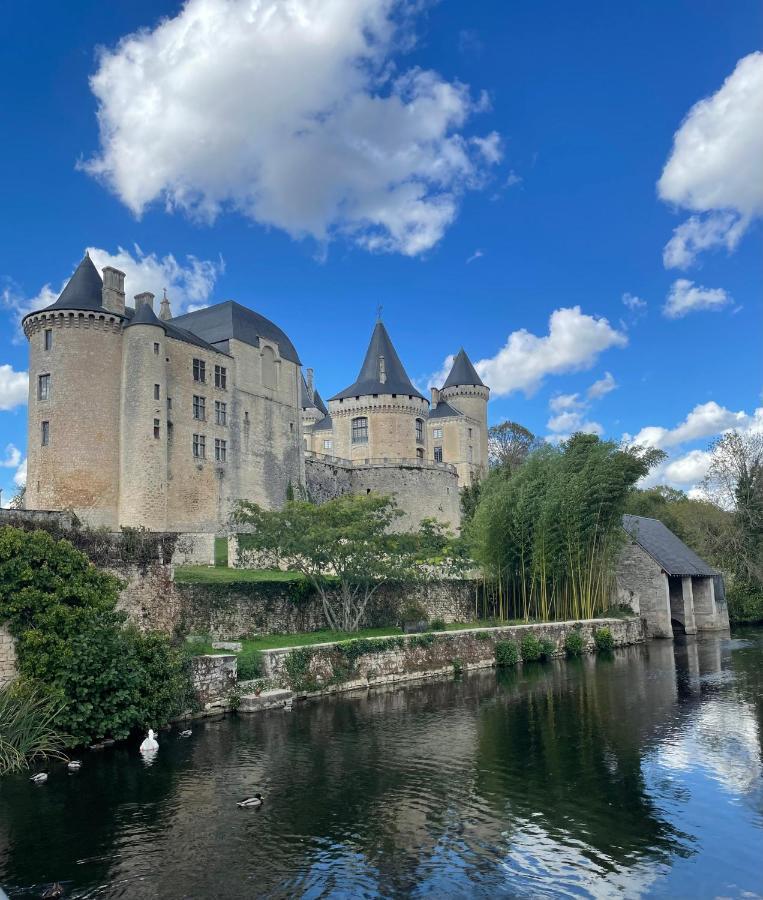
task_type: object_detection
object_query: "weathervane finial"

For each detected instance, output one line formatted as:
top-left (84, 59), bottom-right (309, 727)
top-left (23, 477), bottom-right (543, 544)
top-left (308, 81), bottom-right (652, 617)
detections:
top-left (376, 303), bottom-right (383, 322)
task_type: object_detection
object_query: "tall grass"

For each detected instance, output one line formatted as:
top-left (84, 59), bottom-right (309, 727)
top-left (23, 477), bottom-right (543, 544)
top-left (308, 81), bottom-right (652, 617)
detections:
top-left (0, 680), bottom-right (69, 775)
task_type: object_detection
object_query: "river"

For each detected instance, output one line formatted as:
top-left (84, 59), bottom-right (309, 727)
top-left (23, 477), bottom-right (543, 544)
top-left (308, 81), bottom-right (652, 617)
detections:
top-left (1, 629), bottom-right (762, 898)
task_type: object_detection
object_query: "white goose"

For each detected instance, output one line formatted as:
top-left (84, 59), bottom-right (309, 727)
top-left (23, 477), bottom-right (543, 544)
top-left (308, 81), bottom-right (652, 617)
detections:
top-left (140, 729), bottom-right (159, 752)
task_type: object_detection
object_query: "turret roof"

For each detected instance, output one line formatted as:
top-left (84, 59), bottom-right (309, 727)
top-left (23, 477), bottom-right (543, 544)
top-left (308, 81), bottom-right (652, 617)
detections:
top-left (329, 321), bottom-right (425, 401)
top-left (25, 254), bottom-right (106, 320)
top-left (300, 374), bottom-right (329, 415)
top-left (124, 301), bottom-right (165, 330)
top-left (442, 348), bottom-right (484, 389)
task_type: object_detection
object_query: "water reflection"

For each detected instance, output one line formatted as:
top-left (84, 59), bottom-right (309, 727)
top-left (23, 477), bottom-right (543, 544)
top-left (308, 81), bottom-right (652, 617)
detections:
top-left (1, 631), bottom-right (762, 898)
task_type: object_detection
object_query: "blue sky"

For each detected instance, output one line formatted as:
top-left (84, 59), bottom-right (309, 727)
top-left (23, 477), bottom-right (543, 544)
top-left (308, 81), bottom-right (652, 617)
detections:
top-left (1, 0), bottom-right (761, 504)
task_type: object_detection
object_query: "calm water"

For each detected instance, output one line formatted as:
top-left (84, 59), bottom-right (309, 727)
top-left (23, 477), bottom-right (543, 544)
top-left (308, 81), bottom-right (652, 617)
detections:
top-left (1, 630), bottom-right (763, 899)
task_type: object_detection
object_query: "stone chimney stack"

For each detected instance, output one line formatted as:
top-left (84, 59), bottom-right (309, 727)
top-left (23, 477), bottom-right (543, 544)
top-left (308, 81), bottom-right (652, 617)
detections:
top-left (159, 290), bottom-right (172, 321)
top-left (134, 292), bottom-right (155, 312)
top-left (102, 267), bottom-right (126, 315)
top-left (306, 367), bottom-right (315, 403)
top-left (430, 387), bottom-right (441, 407)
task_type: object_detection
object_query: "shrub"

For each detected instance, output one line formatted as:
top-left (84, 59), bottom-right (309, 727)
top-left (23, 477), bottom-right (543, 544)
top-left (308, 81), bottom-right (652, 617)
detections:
top-left (452, 658), bottom-right (464, 676)
top-left (594, 627), bottom-right (615, 652)
top-left (564, 631), bottom-right (585, 657)
top-left (520, 634), bottom-right (542, 662)
top-left (538, 638), bottom-right (556, 660)
top-left (495, 641), bottom-right (520, 667)
top-left (429, 617), bottom-right (446, 632)
top-left (0, 680), bottom-right (68, 776)
top-left (475, 630), bottom-right (491, 642)
top-left (400, 602), bottom-right (427, 624)
top-left (409, 632), bottom-right (436, 649)
top-left (236, 649), bottom-right (265, 681)
top-left (727, 579), bottom-right (763, 625)
top-left (283, 647), bottom-right (317, 692)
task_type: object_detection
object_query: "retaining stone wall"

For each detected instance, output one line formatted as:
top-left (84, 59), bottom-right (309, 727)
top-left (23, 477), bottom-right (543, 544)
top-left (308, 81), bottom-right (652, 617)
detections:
top-left (0, 624), bottom-right (17, 687)
top-left (262, 617), bottom-right (644, 692)
top-left (190, 654), bottom-right (237, 708)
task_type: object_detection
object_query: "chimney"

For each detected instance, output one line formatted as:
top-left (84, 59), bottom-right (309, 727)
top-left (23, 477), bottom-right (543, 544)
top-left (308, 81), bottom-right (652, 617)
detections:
top-left (134, 292), bottom-right (155, 312)
top-left (306, 367), bottom-right (315, 402)
top-left (431, 387), bottom-right (441, 407)
top-left (102, 267), bottom-right (126, 315)
top-left (159, 289), bottom-right (172, 321)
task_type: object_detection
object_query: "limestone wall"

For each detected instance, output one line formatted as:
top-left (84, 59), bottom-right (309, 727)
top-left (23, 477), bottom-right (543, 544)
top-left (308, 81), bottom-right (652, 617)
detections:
top-left (190, 654), bottom-right (237, 708)
top-left (613, 540), bottom-right (673, 638)
top-left (0, 624), bottom-right (17, 687)
top-left (304, 454), bottom-right (353, 504)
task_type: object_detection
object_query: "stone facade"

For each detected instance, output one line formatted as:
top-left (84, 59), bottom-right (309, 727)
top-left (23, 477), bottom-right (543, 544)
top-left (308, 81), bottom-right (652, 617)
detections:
top-left (190, 654), bottom-right (237, 708)
top-left (0, 624), bottom-right (17, 688)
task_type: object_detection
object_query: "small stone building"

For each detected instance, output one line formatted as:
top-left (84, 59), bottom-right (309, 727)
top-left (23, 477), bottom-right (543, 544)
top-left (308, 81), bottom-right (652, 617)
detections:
top-left (615, 514), bottom-right (729, 638)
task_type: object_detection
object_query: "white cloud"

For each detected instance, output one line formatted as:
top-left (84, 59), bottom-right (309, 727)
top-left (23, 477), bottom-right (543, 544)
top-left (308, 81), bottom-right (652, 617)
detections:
top-left (472, 306), bottom-right (626, 397)
top-left (505, 170), bottom-right (522, 187)
top-left (548, 392), bottom-right (585, 413)
top-left (13, 457), bottom-right (26, 488)
top-left (658, 51), bottom-right (763, 266)
top-left (0, 365), bottom-right (28, 410)
top-left (83, 0), bottom-right (499, 257)
top-left (1, 444), bottom-right (22, 468)
top-left (426, 353), bottom-right (454, 391)
top-left (622, 292), bottom-right (646, 311)
top-left (3, 245), bottom-right (223, 329)
top-left (546, 410), bottom-right (603, 438)
top-left (466, 249), bottom-right (484, 264)
top-left (627, 401), bottom-right (751, 450)
top-left (663, 449), bottom-right (713, 485)
top-left (587, 371), bottom-right (616, 400)
top-left (663, 278), bottom-right (730, 319)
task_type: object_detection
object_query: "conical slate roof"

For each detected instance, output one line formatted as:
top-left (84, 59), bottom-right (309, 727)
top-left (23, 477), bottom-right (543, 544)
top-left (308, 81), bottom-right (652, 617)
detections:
top-left (329, 321), bottom-right (425, 401)
top-left (26, 254), bottom-right (105, 319)
top-left (442, 348), bottom-right (484, 389)
top-left (300, 374), bottom-right (329, 415)
top-left (124, 301), bottom-right (165, 330)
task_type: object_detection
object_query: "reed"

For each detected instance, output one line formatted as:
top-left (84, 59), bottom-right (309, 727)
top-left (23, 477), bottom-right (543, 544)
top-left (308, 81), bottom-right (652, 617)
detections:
top-left (0, 680), bottom-right (68, 776)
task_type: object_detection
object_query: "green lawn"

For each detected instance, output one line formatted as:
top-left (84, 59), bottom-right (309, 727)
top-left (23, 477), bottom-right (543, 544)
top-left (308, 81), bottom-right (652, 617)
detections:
top-left (174, 565), bottom-right (306, 584)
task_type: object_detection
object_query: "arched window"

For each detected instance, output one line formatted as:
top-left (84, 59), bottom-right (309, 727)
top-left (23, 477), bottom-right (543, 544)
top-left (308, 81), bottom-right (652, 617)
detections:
top-left (262, 346), bottom-right (276, 389)
top-left (352, 416), bottom-right (368, 444)
top-left (415, 418), bottom-right (424, 444)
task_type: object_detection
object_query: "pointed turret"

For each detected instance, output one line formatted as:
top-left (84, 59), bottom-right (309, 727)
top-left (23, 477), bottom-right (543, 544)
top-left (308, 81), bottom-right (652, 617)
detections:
top-left (159, 289), bottom-right (172, 321)
top-left (442, 348), bottom-right (484, 389)
top-left (329, 321), bottom-right (425, 400)
top-left (30, 253), bottom-right (104, 318)
top-left (125, 299), bottom-right (166, 330)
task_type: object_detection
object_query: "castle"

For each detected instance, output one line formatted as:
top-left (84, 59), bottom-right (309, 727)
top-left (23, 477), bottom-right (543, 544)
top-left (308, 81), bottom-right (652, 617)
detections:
top-left (22, 254), bottom-right (489, 534)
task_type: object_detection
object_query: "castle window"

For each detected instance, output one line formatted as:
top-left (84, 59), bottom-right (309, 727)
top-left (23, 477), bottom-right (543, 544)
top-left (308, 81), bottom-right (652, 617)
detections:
top-left (153, 418), bottom-right (160, 439)
top-left (415, 418), bottom-right (424, 444)
top-left (193, 395), bottom-right (206, 421)
top-left (167, 422), bottom-right (174, 442)
top-left (468, 427), bottom-right (473, 438)
top-left (468, 446), bottom-right (473, 462)
top-left (351, 417), bottom-right (368, 444)
top-left (153, 342), bottom-right (160, 355)
top-left (154, 384), bottom-right (160, 401)
top-left (434, 446), bottom-right (443, 463)
top-left (416, 448), bottom-right (424, 459)
top-left (193, 433), bottom-right (206, 459)
top-left (38, 374), bottom-right (50, 401)
top-left (44, 329), bottom-right (52, 351)
top-left (323, 439), bottom-right (332, 450)
top-left (41, 421), bottom-right (50, 446)
top-left (433, 428), bottom-right (443, 440)
top-left (193, 358), bottom-right (206, 383)
top-left (215, 365), bottom-right (227, 389)
top-left (167, 397), bottom-right (172, 410)
top-left (215, 438), bottom-right (227, 462)
top-left (215, 400), bottom-right (227, 426)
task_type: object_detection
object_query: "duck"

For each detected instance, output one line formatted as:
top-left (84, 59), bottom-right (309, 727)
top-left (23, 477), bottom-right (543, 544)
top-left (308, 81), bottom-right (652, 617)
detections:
top-left (67, 760), bottom-right (82, 772)
top-left (41, 883), bottom-right (64, 899)
top-left (30, 772), bottom-right (48, 784)
top-left (179, 729), bottom-right (192, 738)
top-left (237, 792), bottom-right (263, 808)
top-left (139, 729), bottom-right (159, 752)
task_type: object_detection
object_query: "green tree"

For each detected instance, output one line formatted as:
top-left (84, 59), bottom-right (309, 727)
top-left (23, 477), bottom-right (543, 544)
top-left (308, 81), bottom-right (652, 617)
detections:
top-left (233, 494), bottom-right (453, 632)
top-left (488, 420), bottom-right (539, 474)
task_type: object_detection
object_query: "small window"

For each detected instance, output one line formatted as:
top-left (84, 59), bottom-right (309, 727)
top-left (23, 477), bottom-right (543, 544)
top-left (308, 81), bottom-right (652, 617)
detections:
top-left (38, 374), bottom-right (50, 401)
top-left (153, 342), bottom-right (160, 355)
top-left (153, 418), bottom-right (160, 439)
top-left (192, 433), bottom-right (206, 459)
top-left (244, 411), bottom-right (250, 428)
top-left (41, 421), bottom-right (50, 446)
top-left (468, 427), bottom-right (473, 438)
top-left (215, 400), bottom-right (227, 426)
top-left (434, 446), bottom-right (443, 463)
top-left (416, 448), bottom-right (424, 459)
top-left (44, 329), bottom-right (52, 351)
top-left (468, 446), bottom-right (473, 462)
top-left (352, 416), bottom-right (368, 444)
top-left (215, 438), bottom-right (227, 462)
top-left (433, 427), bottom-right (443, 440)
top-left (167, 422), bottom-right (174, 442)
top-left (193, 395), bottom-right (206, 421)
top-left (323, 439), bottom-right (333, 450)
top-left (193, 358), bottom-right (206, 383)
top-left (167, 397), bottom-right (172, 410)
top-left (290, 422), bottom-right (294, 432)
top-left (154, 384), bottom-right (160, 401)
top-left (214, 365), bottom-right (227, 389)
top-left (415, 418), bottom-right (424, 443)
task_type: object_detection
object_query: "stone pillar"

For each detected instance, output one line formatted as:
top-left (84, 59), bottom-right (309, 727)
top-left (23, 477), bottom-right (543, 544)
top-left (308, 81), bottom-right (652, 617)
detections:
top-left (0, 624), bottom-right (17, 687)
top-left (692, 577), bottom-right (718, 631)
top-left (669, 576), bottom-right (697, 634)
top-left (681, 576), bottom-right (697, 634)
top-left (655, 572), bottom-right (673, 638)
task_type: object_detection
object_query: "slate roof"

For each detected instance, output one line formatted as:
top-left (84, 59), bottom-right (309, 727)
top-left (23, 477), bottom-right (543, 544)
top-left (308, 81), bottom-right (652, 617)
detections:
top-left (170, 300), bottom-right (301, 364)
top-left (622, 514), bottom-right (718, 577)
top-left (330, 321), bottom-right (425, 401)
top-left (429, 400), bottom-right (463, 420)
top-left (442, 348), bottom-right (484, 389)
top-left (313, 415), bottom-right (333, 432)
top-left (25, 254), bottom-right (107, 318)
top-left (124, 301), bottom-right (164, 329)
top-left (301, 375), bottom-right (329, 415)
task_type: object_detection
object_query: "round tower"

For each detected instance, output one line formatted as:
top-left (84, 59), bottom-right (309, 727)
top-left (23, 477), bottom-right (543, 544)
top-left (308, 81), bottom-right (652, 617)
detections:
top-left (22, 254), bottom-right (124, 528)
top-left (440, 348), bottom-right (490, 475)
top-left (118, 296), bottom-right (168, 530)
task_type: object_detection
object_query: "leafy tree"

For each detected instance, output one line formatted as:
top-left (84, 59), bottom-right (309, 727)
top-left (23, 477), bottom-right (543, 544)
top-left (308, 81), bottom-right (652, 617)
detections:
top-left (8, 484), bottom-right (25, 509)
top-left (233, 494), bottom-right (454, 632)
top-left (488, 420), bottom-right (539, 474)
top-left (460, 478), bottom-right (483, 525)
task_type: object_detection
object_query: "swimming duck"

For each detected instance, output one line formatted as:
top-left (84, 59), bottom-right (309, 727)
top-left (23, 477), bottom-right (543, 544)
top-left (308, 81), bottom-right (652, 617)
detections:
top-left (41, 883), bottom-right (64, 899)
top-left (237, 792), bottom-right (263, 808)
top-left (179, 729), bottom-right (192, 738)
top-left (67, 760), bottom-right (82, 772)
top-left (140, 729), bottom-right (159, 752)
top-left (30, 772), bottom-right (48, 784)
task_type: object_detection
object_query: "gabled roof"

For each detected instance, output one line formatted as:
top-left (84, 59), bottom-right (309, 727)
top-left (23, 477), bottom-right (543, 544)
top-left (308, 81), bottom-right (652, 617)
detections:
top-left (301, 375), bottom-right (329, 415)
top-left (442, 348), bottom-right (484, 389)
top-left (25, 254), bottom-right (107, 319)
top-left (429, 400), bottom-right (463, 420)
top-left (329, 321), bottom-right (425, 401)
top-left (622, 514), bottom-right (717, 577)
top-left (170, 300), bottom-right (301, 364)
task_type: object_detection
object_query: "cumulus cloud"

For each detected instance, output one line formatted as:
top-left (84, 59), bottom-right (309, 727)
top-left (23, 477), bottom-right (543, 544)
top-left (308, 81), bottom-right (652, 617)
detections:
top-left (626, 401), bottom-right (751, 450)
top-left (658, 51), bottom-right (763, 266)
top-left (622, 292), bottom-right (646, 311)
top-left (3, 244), bottom-right (223, 330)
top-left (471, 306), bottom-right (626, 397)
top-left (587, 371), bottom-right (616, 400)
top-left (0, 364), bottom-right (28, 410)
top-left (13, 457), bottom-right (26, 488)
top-left (546, 410), bottom-right (603, 441)
top-left (82, 0), bottom-right (500, 257)
top-left (663, 449), bottom-right (713, 485)
top-left (663, 278), bottom-right (730, 319)
top-left (1, 444), bottom-right (22, 468)
top-left (548, 392), bottom-right (585, 414)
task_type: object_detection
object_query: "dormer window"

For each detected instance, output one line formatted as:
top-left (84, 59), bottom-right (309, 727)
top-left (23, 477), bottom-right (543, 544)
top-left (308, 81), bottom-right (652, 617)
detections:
top-left (378, 356), bottom-right (386, 384)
